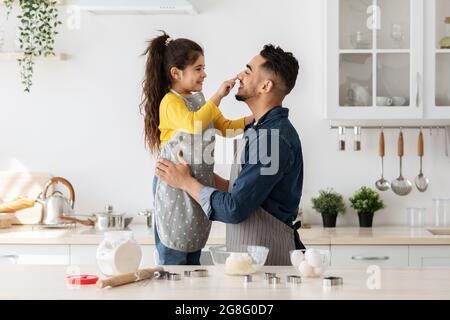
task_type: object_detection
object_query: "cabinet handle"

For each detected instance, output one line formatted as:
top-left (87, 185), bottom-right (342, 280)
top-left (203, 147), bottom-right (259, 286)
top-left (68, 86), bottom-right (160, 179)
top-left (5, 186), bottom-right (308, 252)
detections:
top-left (352, 255), bottom-right (389, 261)
top-left (416, 72), bottom-right (420, 108)
top-left (0, 254), bottom-right (19, 263)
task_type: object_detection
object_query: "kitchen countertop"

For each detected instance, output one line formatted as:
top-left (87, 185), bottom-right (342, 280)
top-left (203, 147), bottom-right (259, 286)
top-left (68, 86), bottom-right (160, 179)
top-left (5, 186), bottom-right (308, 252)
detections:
top-left (1, 224), bottom-right (450, 245)
top-left (298, 226), bottom-right (450, 245)
top-left (1, 264), bottom-right (449, 299)
top-left (0, 223), bottom-right (226, 245)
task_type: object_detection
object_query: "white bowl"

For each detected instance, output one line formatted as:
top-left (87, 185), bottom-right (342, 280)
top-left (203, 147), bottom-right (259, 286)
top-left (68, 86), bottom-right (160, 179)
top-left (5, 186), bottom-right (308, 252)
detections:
top-left (391, 96), bottom-right (407, 106)
top-left (290, 249), bottom-right (330, 278)
top-left (376, 96), bottom-right (393, 106)
top-left (209, 245), bottom-right (269, 276)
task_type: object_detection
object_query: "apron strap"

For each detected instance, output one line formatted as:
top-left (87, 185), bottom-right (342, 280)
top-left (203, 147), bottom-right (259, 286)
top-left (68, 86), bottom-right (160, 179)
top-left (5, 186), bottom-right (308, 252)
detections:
top-left (292, 221), bottom-right (306, 250)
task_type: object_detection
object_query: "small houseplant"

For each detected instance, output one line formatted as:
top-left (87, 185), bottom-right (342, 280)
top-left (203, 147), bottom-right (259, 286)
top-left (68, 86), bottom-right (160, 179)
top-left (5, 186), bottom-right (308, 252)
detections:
top-left (349, 186), bottom-right (385, 228)
top-left (3, 0), bottom-right (62, 92)
top-left (311, 189), bottom-right (346, 228)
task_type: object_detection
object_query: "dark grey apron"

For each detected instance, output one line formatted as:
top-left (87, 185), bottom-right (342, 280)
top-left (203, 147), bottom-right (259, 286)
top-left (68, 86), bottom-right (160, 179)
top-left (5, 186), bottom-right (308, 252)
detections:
top-left (225, 139), bottom-right (296, 266)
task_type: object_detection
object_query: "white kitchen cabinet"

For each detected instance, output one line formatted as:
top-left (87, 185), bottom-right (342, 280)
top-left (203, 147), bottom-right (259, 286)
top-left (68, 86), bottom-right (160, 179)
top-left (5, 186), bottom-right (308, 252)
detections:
top-left (0, 245), bottom-right (69, 265)
top-left (325, 0), bottom-right (424, 120)
top-left (326, 0), bottom-right (450, 120)
top-left (330, 245), bottom-right (409, 267)
top-left (424, 0), bottom-right (450, 119)
top-left (409, 245), bottom-right (450, 267)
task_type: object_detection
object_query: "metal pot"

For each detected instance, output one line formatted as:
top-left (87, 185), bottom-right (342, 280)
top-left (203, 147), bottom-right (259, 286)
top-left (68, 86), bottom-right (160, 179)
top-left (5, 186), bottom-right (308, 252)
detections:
top-left (138, 209), bottom-right (153, 228)
top-left (92, 205), bottom-right (128, 231)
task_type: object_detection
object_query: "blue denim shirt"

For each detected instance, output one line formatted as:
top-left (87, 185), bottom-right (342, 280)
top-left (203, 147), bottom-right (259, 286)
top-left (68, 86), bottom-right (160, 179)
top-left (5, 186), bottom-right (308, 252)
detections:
top-left (200, 106), bottom-right (303, 227)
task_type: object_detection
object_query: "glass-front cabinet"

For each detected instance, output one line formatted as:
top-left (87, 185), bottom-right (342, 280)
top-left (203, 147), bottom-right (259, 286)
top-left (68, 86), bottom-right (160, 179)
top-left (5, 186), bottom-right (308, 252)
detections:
top-left (425, 0), bottom-right (450, 118)
top-left (326, 0), bottom-right (424, 119)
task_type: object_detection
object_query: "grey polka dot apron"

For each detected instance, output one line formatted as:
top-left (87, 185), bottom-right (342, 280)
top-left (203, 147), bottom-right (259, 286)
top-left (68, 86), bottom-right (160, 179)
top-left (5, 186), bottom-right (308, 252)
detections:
top-left (225, 138), bottom-right (296, 266)
top-left (155, 90), bottom-right (214, 252)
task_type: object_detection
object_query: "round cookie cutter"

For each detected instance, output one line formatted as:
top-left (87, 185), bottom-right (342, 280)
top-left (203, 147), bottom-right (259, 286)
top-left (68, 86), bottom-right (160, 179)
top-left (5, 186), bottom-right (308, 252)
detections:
top-left (184, 269), bottom-right (208, 278)
top-left (323, 276), bottom-right (343, 287)
top-left (286, 275), bottom-right (302, 284)
top-left (168, 273), bottom-right (182, 281)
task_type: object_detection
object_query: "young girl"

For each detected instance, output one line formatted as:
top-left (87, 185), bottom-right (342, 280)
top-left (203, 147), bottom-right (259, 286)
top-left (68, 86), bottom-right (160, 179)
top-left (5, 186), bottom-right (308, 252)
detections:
top-left (140, 32), bottom-right (252, 265)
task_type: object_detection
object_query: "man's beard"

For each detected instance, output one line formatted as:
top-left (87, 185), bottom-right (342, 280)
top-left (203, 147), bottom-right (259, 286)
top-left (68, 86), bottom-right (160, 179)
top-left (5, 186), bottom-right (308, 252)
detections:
top-left (235, 94), bottom-right (246, 102)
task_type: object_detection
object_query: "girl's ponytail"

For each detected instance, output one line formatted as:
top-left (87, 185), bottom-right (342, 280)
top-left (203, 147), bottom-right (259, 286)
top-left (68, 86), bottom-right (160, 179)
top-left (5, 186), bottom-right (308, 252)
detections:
top-left (140, 31), bottom-right (171, 154)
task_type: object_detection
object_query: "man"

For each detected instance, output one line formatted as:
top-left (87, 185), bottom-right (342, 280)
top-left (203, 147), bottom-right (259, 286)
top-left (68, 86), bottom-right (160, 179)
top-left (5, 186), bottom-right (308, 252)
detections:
top-left (156, 44), bottom-right (304, 265)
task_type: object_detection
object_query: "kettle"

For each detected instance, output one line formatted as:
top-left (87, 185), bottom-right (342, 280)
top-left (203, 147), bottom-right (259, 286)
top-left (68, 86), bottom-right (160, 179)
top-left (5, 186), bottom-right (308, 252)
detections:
top-left (37, 177), bottom-right (75, 225)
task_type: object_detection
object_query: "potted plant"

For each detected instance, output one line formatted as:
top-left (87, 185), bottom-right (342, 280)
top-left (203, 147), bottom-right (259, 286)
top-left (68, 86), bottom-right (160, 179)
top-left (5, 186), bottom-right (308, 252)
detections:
top-left (349, 186), bottom-right (385, 228)
top-left (311, 189), bottom-right (346, 228)
top-left (3, 0), bottom-right (62, 92)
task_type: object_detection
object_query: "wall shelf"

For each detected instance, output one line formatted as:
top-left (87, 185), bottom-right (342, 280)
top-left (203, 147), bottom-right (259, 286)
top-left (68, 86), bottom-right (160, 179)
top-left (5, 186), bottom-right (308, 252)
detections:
top-left (339, 49), bottom-right (411, 54)
top-left (329, 120), bottom-right (450, 131)
top-left (0, 52), bottom-right (69, 61)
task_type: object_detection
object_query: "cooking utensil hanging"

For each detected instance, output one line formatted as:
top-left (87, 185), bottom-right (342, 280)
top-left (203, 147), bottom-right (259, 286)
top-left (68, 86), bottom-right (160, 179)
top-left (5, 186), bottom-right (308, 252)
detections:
top-left (375, 130), bottom-right (390, 191)
top-left (391, 129), bottom-right (412, 196)
top-left (415, 130), bottom-right (429, 192)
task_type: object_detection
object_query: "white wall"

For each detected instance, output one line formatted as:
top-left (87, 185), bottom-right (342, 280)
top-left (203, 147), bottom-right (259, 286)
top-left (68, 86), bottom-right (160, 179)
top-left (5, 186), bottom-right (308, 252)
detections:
top-left (1, 0), bottom-right (449, 226)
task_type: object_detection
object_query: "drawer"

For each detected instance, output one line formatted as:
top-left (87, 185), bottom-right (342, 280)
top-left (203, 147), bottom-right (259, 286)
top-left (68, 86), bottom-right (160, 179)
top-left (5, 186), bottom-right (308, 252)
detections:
top-left (409, 245), bottom-right (450, 267)
top-left (330, 245), bottom-right (409, 267)
top-left (0, 244), bottom-right (69, 265)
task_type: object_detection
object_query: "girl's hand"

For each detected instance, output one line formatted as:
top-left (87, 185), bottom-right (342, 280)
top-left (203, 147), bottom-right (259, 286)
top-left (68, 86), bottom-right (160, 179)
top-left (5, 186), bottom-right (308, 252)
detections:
top-left (211, 77), bottom-right (237, 106)
top-left (217, 78), bottom-right (237, 98)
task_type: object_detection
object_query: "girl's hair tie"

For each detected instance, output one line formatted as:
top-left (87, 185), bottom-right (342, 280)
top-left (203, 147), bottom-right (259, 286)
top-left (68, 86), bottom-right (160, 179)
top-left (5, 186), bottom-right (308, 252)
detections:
top-left (165, 37), bottom-right (173, 47)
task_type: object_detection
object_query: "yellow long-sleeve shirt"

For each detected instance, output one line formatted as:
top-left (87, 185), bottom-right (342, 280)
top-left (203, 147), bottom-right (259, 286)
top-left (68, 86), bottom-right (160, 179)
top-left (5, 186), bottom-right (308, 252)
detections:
top-left (159, 92), bottom-right (245, 146)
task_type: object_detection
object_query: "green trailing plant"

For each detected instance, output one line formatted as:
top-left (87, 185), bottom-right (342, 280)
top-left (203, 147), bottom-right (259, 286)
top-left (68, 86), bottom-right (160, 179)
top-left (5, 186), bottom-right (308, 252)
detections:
top-left (349, 186), bottom-right (385, 214)
top-left (3, 0), bottom-right (62, 92)
top-left (3, 0), bottom-right (14, 17)
top-left (311, 188), bottom-right (346, 215)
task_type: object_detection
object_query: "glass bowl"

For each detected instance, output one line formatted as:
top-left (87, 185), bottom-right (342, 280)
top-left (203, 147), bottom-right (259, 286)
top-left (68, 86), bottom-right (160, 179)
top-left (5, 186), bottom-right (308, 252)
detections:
top-left (209, 245), bottom-right (269, 276)
top-left (290, 249), bottom-right (330, 278)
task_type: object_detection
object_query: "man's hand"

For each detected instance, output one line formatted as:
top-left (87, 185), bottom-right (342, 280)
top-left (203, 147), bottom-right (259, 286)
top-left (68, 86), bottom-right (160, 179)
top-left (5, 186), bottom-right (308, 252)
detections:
top-left (155, 152), bottom-right (191, 190)
top-left (155, 151), bottom-right (204, 204)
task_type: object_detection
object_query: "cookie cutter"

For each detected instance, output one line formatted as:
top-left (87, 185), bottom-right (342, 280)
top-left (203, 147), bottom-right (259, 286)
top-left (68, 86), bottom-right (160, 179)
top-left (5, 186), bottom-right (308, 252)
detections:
top-left (323, 276), bottom-right (343, 287)
top-left (168, 273), bottom-right (181, 281)
top-left (184, 269), bottom-right (208, 278)
top-left (243, 275), bottom-right (253, 283)
top-left (264, 272), bottom-right (277, 280)
top-left (267, 276), bottom-right (280, 285)
top-left (286, 275), bottom-right (302, 284)
top-left (153, 271), bottom-right (170, 280)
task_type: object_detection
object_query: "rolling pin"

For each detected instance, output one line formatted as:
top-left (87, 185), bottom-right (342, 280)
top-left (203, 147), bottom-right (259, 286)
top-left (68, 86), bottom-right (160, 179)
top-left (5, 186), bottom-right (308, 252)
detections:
top-left (97, 266), bottom-right (164, 289)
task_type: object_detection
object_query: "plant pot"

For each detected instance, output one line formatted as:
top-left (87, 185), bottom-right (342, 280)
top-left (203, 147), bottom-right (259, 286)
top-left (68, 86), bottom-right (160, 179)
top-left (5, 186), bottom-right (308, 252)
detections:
top-left (358, 212), bottom-right (374, 228)
top-left (321, 212), bottom-right (337, 228)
